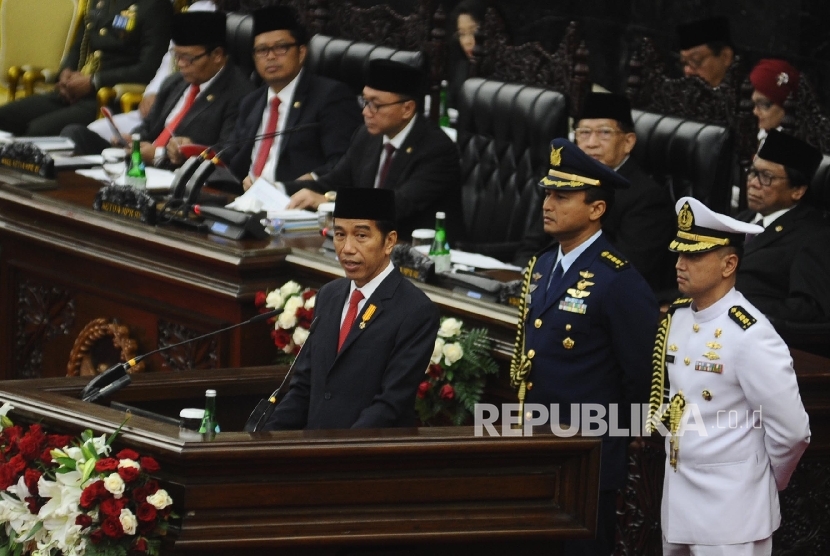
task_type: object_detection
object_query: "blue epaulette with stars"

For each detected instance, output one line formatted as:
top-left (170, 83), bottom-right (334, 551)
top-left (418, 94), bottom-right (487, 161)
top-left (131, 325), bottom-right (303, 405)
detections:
top-left (599, 250), bottom-right (629, 271)
top-left (668, 297), bottom-right (693, 314)
top-left (728, 306), bottom-right (757, 330)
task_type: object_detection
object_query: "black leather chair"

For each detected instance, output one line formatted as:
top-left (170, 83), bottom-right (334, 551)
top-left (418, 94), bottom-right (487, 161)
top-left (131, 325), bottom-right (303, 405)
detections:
top-left (226, 12), bottom-right (256, 78)
top-left (808, 154), bottom-right (830, 215)
top-left (454, 77), bottom-right (568, 261)
top-left (631, 109), bottom-right (734, 214)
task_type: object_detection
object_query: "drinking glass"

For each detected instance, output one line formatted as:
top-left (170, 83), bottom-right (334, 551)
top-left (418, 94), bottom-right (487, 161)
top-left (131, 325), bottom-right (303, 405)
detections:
top-left (101, 148), bottom-right (126, 186)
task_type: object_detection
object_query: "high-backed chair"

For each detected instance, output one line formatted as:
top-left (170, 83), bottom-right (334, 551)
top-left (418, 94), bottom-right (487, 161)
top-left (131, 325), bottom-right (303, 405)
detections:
top-left (453, 77), bottom-right (568, 261)
top-left (631, 109), bottom-right (734, 214)
top-left (0, 0), bottom-right (85, 101)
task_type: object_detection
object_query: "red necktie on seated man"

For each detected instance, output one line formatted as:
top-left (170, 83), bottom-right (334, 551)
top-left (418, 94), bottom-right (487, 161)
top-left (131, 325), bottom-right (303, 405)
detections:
top-left (153, 84), bottom-right (200, 147)
top-left (251, 96), bottom-right (282, 179)
top-left (338, 289), bottom-right (365, 351)
top-left (377, 143), bottom-right (396, 188)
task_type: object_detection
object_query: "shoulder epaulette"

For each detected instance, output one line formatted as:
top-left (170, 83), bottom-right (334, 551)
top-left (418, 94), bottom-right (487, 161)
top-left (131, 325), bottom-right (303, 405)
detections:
top-left (599, 250), bottom-right (629, 271)
top-left (668, 297), bottom-right (693, 313)
top-left (728, 305), bottom-right (757, 330)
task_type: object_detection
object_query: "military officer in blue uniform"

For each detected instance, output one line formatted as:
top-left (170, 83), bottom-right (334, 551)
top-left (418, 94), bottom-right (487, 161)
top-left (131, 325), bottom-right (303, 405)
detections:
top-left (651, 197), bottom-right (810, 556)
top-left (510, 138), bottom-right (659, 555)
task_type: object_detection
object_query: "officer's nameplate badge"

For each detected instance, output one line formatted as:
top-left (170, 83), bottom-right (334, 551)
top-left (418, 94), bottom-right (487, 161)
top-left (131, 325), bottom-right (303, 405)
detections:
top-left (559, 296), bottom-right (587, 314)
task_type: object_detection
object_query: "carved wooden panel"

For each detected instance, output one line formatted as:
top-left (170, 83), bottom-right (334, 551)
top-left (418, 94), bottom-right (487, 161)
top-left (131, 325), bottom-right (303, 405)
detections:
top-left (321, 0), bottom-right (434, 51)
top-left (66, 318), bottom-right (144, 377)
top-left (157, 320), bottom-right (219, 372)
top-left (782, 77), bottom-right (830, 155)
top-left (15, 280), bottom-right (75, 379)
top-left (774, 459), bottom-right (830, 555)
top-left (615, 437), bottom-right (665, 556)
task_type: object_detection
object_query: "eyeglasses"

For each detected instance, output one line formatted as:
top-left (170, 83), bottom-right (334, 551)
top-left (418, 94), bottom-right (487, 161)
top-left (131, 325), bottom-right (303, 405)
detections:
top-left (359, 97), bottom-right (408, 115)
top-left (679, 52), bottom-right (713, 71)
top-left (253, 43), bottom-right (298, 59)
top-left (746, 167), bottom-right (788, 187)
top-left (172, 50), bottom-right (209, 66)
top-left (573, 127), bottom-right (624, 142)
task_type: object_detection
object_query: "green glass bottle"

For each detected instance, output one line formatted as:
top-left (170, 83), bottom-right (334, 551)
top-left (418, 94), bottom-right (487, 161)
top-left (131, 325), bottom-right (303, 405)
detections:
top-left (125, 133), bottom-right (147, 190)
top-left (199, 389), bottom-right (220, 437)
top-left (438, 80), bottom-right (450, 128)
top-left (428, 211), bottom-right (451, 273)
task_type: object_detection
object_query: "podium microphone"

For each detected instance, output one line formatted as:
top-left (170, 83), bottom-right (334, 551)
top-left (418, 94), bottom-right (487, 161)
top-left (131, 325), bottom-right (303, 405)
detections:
top-left (244, 317), bottom-right (318, 432)
top-left (81, 308), bottom-right (283, 403)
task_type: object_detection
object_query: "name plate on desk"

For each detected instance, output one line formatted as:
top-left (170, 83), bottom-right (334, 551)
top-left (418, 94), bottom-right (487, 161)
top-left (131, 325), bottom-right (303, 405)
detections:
top-left (0, 143), bottom-right (55, 178)
top-left (391, 244), bottom-right (434, 282)
top-left (93, 185), bottom-right (156, 224)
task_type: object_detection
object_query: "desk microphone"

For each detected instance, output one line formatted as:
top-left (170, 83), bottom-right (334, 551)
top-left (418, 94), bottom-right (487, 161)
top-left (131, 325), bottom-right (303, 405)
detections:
top-left (81, 308), bottom-right (283, 403)
top-left (243, 317), bottom-right (319, 432)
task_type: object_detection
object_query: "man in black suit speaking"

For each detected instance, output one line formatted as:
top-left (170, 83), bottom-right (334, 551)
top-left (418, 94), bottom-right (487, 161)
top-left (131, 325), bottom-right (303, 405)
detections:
top-left (62, 11), bottom-right (255, 168)
top-left (223, 6), bottom-right (362, 192)
top-left (285, 59), bottom-right (463, 241)
top-left (263, 188), bottom-right (440, 430)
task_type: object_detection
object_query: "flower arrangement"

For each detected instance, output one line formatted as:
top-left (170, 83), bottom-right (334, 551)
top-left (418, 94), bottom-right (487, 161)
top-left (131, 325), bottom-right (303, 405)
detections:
top-left (415, 318), bottom-right (499, 426)
top-left (0, 403), bottom-right (175, 556)
top-left (255, 280), bottom-right (317, 364)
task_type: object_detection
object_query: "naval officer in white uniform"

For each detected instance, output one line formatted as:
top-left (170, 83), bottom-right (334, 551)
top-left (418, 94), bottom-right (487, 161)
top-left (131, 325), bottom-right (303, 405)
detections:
top-left (652, 196), bottom-right (810, 556)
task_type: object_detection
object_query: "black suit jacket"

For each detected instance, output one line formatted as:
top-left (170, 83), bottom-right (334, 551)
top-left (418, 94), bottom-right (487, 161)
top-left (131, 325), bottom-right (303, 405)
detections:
top-left (133, 62), bottom-right (255, 153)
top-left (513, 158), bottom-right (675, 291)
top-left (225, 71), bottom-right (362, 183)
top-left (288, 115), bottom-right (463, 241)
top-left (736, 203), bottom-right (830, 323)
top-left (264, 268), bottom-right (440, 430)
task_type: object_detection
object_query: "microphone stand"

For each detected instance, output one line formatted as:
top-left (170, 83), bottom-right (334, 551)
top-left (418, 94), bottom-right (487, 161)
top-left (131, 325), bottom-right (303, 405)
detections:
top-left (80, 308), bottom-right (283, 403)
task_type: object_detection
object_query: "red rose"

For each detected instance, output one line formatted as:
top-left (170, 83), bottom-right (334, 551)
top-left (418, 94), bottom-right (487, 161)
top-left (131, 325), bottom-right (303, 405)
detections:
top-left (100, 497), bottom-right (127, 517)
top-left (0, 467), bottom-right (12, 490)
top-left (417, 381), bottom-right (431, 399)
top-left (39, 448), bottom-right (56, 465)
top-left (439, 384), bottom-right (455, 400)
top-left (255, 290), bottom-right (267, 307)
top-left (427, 364), bottom-right (443, 379)
top-left (89, 528), bottom-right (104, 544)
top-left (116, 448), bottom-right (140, 461)
top-left (301, 289), bottom-right (316, 301)
top-left (296, 307), bottom-right (314, 329)
top-left (92, 480), bottom-right (109, 497)
top-left (139, 456), bottom-right (160, 474)
top-left (80, 485), bottom-right (100, 509)
top-left (118, 465), bottom-right (141, 483)
top-left (144, 479), bottom-right (159, 494)
top-left (133, 537), bottom-right (149, 552)
top-left (46, 434), bottom-right (72, 449)
top-left (16, 431), bottom-right (44, 460)
top-left (272, 328), bottom-right (292, 349)
top-left (24, 468), bottom-right (41, 495)
top-left (8, 454), bottom-right (26, 475)
top-left (132, 485), bottom-right (149, 503)
top-left (95, 458), bottom-right (119, 473)
top-left (136, 502), bottom-right (157, 523)
top-left (4, 425), bottom-right (23, 444)
top-left (25, 496), bottom-right (39, 514)
top-left (139, 519), bottom-right (157, 535)
top-left (101, 517), bottom-right (124, 539)
top-left (76, 514), bottom-right (93, 529)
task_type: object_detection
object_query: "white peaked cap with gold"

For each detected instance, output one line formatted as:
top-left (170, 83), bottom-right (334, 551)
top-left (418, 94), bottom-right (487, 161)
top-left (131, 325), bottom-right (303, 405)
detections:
top-left (669, 196), bottom-right (763, 253)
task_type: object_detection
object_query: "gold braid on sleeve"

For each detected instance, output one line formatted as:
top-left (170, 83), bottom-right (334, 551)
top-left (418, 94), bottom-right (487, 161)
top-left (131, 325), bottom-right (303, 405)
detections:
top-left (509, 256), bottom-right (536, 396)
top-left (78, 10), bottom-right (101, 76)
top-left (646, 312), bottom-right (672, 433)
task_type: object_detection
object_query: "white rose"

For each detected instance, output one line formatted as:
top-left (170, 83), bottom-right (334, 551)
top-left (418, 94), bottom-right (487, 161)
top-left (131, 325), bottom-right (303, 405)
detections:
top-left (431, 338), bottom-right (445, 365)
top-left (443, 342), bottom-right (464, 366)
top-left (103, 473), bottom-right (125, 499)
top-left (284, 295), bottom-right (304, 315)
top-left (293, 327), bottom-right (310, 347)
top-left (146, 489), bottom-right (173, 510)
top-left (265, 290), bottom-right (284, 309)
top-left (304, 295), bottom-right (316, 310)
top-left (279, 281), bottom-right (302, 297)
top-left (277, 309), bottom-right (297, 330)
top-left (437, 318), bottom-right (463, 338)
top-left (118, 458), bottom-right (140, 471)
top-left (119, 508), bottom-right (137, 535)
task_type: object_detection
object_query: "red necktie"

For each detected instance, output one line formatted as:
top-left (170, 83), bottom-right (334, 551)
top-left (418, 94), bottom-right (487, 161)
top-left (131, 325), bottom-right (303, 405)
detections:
top-left (154, 84), bottom-right (199, 147)
top-left (377, 143), bottom-right (396, 188)
top-left (252, 96), bottom-right (281, 178)
top-left (338, 289), bottom-right (365, 351)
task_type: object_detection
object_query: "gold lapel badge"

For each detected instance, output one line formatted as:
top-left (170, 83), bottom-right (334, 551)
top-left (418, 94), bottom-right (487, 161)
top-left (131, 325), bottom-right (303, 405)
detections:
top-left (576, 279), bottom-right (594, 290)
top-left (566, 288), bottom-right (590, 299)
top-left (579, 270), bottom-right (594, 279)
top-left (706, 341), bottom-right (722, 350)
top-left (562, 337), bottom-right (575, 350)
top-left (532, 272), bottom-right (543, 281)
top-left (692, 324), bottom-right (700, 332)
top-left (702, 351), bottom-right (720, 361)
top-left (293, 101), bottom-right (301, 108)
top-left (668, 344), bottom-right (678, 352)
top-left (406, 147), bottom-right (413, 154)
top-left (359, 304), bottom-right (377, 329)
top-left (206, 94), bottom-right (215, 102)
top-left (714, 328), bottom-right (722, 338)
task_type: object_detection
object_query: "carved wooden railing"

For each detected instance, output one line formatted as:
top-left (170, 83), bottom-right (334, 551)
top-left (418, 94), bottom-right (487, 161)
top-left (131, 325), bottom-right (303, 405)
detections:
top-left (781, 75), bottom-right (830, 155)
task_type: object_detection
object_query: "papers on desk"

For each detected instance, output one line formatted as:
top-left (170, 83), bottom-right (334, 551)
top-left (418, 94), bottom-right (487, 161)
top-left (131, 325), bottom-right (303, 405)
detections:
top-left (53, 154), bottom-right (103, 170)
top-left (75, 167), bottom-right (176, 192)
top-left (225, 177), bottom-right (290, 212)
top-left (414, 246), bottom-right (522, 271)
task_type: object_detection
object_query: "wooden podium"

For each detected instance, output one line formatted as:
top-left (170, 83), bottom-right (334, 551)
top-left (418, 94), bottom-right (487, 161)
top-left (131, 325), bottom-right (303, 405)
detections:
top-left (0, 367), bottom-right (602, 555)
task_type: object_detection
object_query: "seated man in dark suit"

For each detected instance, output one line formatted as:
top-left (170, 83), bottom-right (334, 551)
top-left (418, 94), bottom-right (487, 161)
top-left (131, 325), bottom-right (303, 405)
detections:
top-left (284, 59), bottom-right (463, 241)
top-left (263, 188), bottom-right (440, 430)
top-left (736, 130), bottom-right (830, 323)
top-left (222, 6), bottom-right (362, 192)
top-left (514, 93), bottom-right (675, 292)
top-left (676, 16), bottom-right (735, 89)
top-left (0, 0), bottom-right (172, 136)
top-left (62, 11), bottom-right (255, 168)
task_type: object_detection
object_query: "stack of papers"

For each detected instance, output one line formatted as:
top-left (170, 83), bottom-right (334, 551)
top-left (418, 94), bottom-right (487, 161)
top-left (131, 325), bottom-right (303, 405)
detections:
top-left (76, 167), bottom-right (175, 192)
top-left (225, 177), bottom-right (318, 232)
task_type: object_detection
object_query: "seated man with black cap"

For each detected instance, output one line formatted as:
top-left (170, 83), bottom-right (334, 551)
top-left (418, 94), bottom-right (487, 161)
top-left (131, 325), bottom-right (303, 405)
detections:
top-left (509, 139), bottom-right (658, 556)
top-left (285, 59), bottom-right (463, 242)
top-left (515, 93), bottom-right (675, 292)
top-left (62, 11), bottom-right (255, 168)
top-left (735, 129), bottom-right (830, 323)
top-left (263, 187), bottom-right (440, 430)
top-left (656, 197), bottom-right (809, 556)
top-left (676, 16), bottom-right (736, 89)
top-left (222, 6), bottom-right (362, 192)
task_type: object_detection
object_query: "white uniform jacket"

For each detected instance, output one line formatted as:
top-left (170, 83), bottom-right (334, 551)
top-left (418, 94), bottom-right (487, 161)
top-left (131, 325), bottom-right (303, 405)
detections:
top-left (661, 288), bottom-right (810, 545)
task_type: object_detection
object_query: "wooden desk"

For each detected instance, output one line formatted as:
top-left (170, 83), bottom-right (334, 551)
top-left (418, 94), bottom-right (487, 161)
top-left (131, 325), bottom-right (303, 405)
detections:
top-left (0, 169), bottom-right (517, 380)
top-left (0, 368), bottom-right (601, 555)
